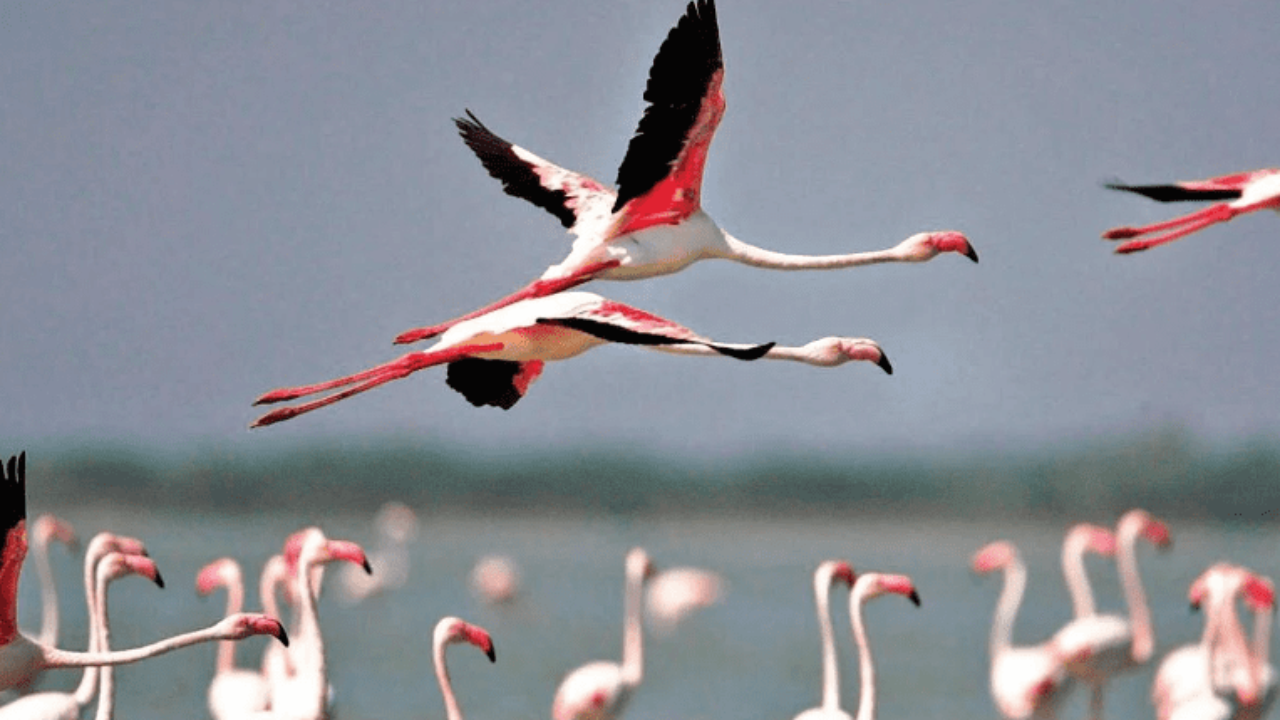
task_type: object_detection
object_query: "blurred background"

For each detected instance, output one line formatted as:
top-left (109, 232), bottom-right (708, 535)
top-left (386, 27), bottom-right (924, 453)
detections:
top-left (2, 0), bottom-right (1278, 718)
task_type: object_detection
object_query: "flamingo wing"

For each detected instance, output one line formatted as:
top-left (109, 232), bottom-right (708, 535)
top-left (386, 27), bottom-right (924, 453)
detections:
top-left (455, 111), bottom-right (616, 231)
top-left (0, 452), bottom-right (27, 646)
top-left (1104, 170), bottom-right (1277, 203)
top-left (445, 358), bottom-right (545, 410)
top-left (537, 298), bottom-right (773, 360)
top-left (609, 0), bottom-right (724, 237)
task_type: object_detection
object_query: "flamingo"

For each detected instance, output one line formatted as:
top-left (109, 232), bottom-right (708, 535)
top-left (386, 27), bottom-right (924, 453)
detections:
top-left (1101, 168), bottom-right (1280, 254)
top-left (391, 0), bottom-right (976, 347)
top-left (644, 566), bottom-right (725, 635)
top-left (257, 554), bottom-right (293, 705)
top-left (551, 548), bottom-right (655, 720)
top-left (251, 291), bottom-right (891, 427)
top-left (1052, 509), bottom-right (1173, 720)
top-left (0, 549), bottom-right (164, 720)
top-left (1153, 564), bottom-right (1270, 720)
top-left (792, 560), bottom-right (857, 720)
top-left (338, 502), bottom-right (419, 605)
top-left (972, 540), bottom-right (1075, 720)
top-left (197, 557), bottom-right (273, 720)
top-left (1242, 574), bottom-right (1275, 720)
top-left (469, 555), bottom-right (521, 606)
top-left (1060, 524), bottom-right (1117, 620)
top-left (28, 514), bottom-right (78, 652)
top-left (432, 617), bottom-right (496, 720)
top-left (846, 572), bottom-right (921, 720)
top-left (268, 527), bottom-right (371, 720)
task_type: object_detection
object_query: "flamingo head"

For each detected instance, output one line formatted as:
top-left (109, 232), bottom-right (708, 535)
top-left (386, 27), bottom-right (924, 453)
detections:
top-left (221, 612), bottom-right (289, 646)
top-left (435, 616), bottom-right (497, 663)
top-left (101, 551), bottom-right (164, 589)
top-left (971, 540), bottom-right (1016, 574)
top-left (858, 572), bottom-right (921, 606)
top-left (897, 231), bottom-right (978, 263)
top-left (31, 515), bottom-right (78, 550)
top-left (627, 547), bottom-right (656, 583)
top-left (827, 560), bottom-right (857, 589)
top-left (799, 337), bottom-right (892, 374)
top-left (1118, 509), bottom-right (1172, 551)
top-left (1244, 575), bottom-right (1276, 613)
top-left (1079, 524), bottom-right (1117, 557)
top-left (195, 557), bottom-right (238, 596)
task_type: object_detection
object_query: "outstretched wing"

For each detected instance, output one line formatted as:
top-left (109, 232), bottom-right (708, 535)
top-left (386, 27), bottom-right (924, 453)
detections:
top-left (456, 111), bottom-right (615, 232)
top-left (1104, 170), bottom-right (1278, 203)
top-left (538, 298), bottom-right (772, 360)
top-left (0, 451), bottom-right (28, 639)
top-left (445, 358), bottom-right (545, 410)
top-left (609, 0), bottom-right (725, 237)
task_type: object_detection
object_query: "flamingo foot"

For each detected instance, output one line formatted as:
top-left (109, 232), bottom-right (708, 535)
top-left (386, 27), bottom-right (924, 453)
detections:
top-left (1102, 227), bottom-right (1142, 240)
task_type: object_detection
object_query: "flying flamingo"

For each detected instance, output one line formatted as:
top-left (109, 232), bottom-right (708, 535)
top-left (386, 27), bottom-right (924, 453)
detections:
top-left (551, 548), bottom-right (655, 720)
top-left (1060, 524), bottom-right (1117, 620)
top-left (338, 502), bottom-right (419, 605)
top-left (197, 557), bottom-right (273, 720)
top-left (972, 540), bottom-right (1076, 720)
top-left (791, 560), bottom-right (857, 720)
top-left (846, 572), bottom-right (921, 720)
top-left (432, 617), bottom-right (496, 720)
top-left (0, 549), bottom-right (163, 720)
top-left (469, 555), bottom-right (521, 606)
top-left (1101, 168), bottom-right (1280, 254)
top-left (644, 566), bottom-right (726, 635)
top-left (391, 0), bottom-right (976, 347)
top-left (268, 527), bottom-right (371, 720)
top-left (251, 291), bottom-right (891, 426)
top-left (1052, 509), bottom-right (1173, 720)
top-left (1153, 564), bottom-right (1271, 720)
top-left (27, 514), bottom-right (78, 653)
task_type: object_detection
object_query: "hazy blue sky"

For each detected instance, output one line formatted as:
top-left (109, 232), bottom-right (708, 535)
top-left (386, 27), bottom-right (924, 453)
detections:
top-left (3, 1), bottom-right (1278, 458)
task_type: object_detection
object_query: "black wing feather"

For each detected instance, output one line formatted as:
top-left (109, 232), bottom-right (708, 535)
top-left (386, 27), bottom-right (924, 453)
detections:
top-left (456, 111), bottom-right (578, 229)
top-left (612, 0), bottom-right (722, 212)
top-left (0, 452), bottom-right (27, 561)
top-left (539, 317), bottom-right (773, 360)
top-left (1104, 181), bottom-right (1242, 203)
top-left (445, 358), bottom-right (525, 410)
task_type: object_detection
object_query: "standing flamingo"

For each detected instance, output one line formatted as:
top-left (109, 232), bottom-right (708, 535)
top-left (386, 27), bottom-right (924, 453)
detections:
top-left (1101, 168), bottom-right (1280, 254)
top-left (432, 617), bottom-right (496, 720)
top-left (1052, 509), bottom-right (1173, 720)
top-left (846, 572), bottom-right (921, 720)
top-left (644, 566), bottom-right (726, 635)
top-left (392, 0), bottom-right (975, 346)
top-left (972, 540), bottom-right (1075, 720)
top-left (28, 514), bottom-right (78, 652)
top-left (338, 502), bottom-right (419, 605)
top-left (269, 527), bottom-right (371, 720)
top-left (258, 554), bottom-right (292, 703)
top-left (251, 291), bottom-right (891, 426)
top-left (551, 548), bottom-right (655, 720)
top-left (0, 549), bottom-right (164, 720)
top-left (197, 557), bottom-right (273, 720)
top-left (791, 560), bottom-right (857, 720)
top-left (1060, 524), bottom-right (1117, 620)
top-left (1153, 564), bottom-right (1269, 720)
top-left (1243, 574), bottom-right (1276, 720)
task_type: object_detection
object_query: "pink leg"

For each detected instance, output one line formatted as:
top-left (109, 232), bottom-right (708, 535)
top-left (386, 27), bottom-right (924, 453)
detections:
top-left (250, 343), bottom-right (503, 427)
top-left (1113, 206), bottom-right (1237, 254)
top-left (392, 260), bottom-right (622, 345)
top-left (1102, 203), bottom-right (1233, 240)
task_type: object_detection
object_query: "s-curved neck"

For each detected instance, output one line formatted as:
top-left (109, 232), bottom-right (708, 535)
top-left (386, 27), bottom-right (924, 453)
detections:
top-left (435, 637), bottom-right (463, 720)
top-left (813, 564), bottom-right (842, 711)
top-left (1062, 530), bottom-right (1097, 619)
top-left (990, 557), bottom-right (1026, 658)
top-left (620, 563), bottom-right (646, 687)
top-left (32, 531), bottom-right (59, 647)
top-left (721, 232), bottom-right (901, 270)
top-left (40, 622), bottom-right (230, 669)
top-left (850, 584), bottom-right (877, 720)
top-left (215, 562), bottom-right (245, 675)
top-left (1116, 524), bottom-right (1154, 663)
top-left (93, 561), bottom-right (115, 720)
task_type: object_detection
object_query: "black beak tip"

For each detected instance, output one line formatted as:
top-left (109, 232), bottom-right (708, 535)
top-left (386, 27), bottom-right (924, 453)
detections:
top-left (277, 627), bottom-right (290, 647)
top-left (486, 646), bottom-right (497, 663)
top-left (878, 354), bottom-right (893, 375)
top-left (909, 590), bottom-right (921, 607)
top-left (154, 572), bottom-right (165, 590)
top-left (965, 247), bottom-right (979, 263)
top-left (362, 559), bottom-right (373, 575)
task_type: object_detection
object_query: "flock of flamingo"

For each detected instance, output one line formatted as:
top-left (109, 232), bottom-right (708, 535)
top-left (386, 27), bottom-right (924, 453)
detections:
top-left (6, 0), bottom-right (1280, 718)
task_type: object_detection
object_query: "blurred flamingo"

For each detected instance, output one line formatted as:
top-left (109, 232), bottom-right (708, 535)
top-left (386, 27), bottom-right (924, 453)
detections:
top-left (432, 617), bottom-right (496, 720)
top-left (792, 560), bottom-right (857, 720)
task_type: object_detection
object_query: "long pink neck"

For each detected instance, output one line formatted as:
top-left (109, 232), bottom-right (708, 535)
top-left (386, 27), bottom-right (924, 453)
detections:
top-left (850, 583), bottom-right (877, 720)
top-left (813, 563), bottom-right (842, 711)
top-left (69, 542), bottom-right (113, 706)
top-left (1116, 524), bottom-right (1154, 663)
top-left (619, 563), bottom-right (645, 688)
top-left (1062, 530), bottom-right (1098, 618)
top-left (31, 529), bottom-right (59, 647)
top-left (291, 536), bottom-right (330, 717)
top-left (1205, 590), bottom-right (1257, 704)
top-left (989, 556), bottom-right (1026, 658)
top-left (40, 622), bottom-right (235, 669)
top-left (434, 636), bottom-right (463, 720)
top-left (721, 232), bottom-right (903, 270)
top-left (92, 560), bottom-right (116, 720)
top-left (215, 563), bottom-right (245, 674)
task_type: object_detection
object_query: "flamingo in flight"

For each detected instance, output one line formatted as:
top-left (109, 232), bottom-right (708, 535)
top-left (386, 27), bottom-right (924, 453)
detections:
top-left (392, 0), bottom-right (976, 346)
top-left (251, 291), bottom-right (891, 427)
top-left (1101, 168), bottom-right (1280, 254)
